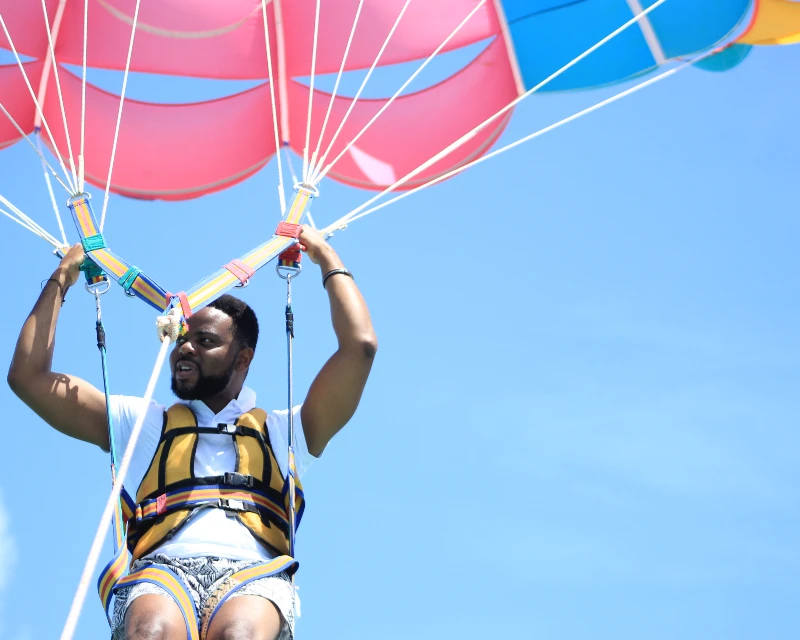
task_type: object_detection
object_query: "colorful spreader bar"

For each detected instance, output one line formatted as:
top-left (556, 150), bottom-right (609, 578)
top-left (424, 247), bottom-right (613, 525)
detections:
top-left (167, 185), bottom-right (315, 317)
top-left (66, 184), bottom-right (317, 317)
top-left (67, 195), bottom-right (170, 312)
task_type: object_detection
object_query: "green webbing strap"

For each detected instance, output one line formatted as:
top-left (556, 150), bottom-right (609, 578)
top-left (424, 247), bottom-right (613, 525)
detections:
top-left (119, 266), bottom-right (141, 292)
top-left (82, 233), bottom-right (107, 252)
top-left (80, 261), bottom-right (105, 278)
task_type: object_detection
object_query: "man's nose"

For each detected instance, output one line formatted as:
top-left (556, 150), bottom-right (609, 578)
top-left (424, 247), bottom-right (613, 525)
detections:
top-left (178, 340), bottom-right (195, 355)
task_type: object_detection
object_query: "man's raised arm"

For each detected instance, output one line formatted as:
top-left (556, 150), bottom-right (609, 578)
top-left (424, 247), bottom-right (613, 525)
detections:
top-left (7, 244), bottom-right (110, 450)
top-left (298, 226), bottom-right (378, 457)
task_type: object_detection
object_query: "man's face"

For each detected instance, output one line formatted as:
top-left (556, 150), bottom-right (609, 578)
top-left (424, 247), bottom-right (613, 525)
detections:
top-left (169, 307), bottom-right (241, 401)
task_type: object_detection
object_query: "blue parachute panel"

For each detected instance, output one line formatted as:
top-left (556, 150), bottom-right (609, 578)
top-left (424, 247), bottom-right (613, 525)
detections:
top-left (501, 0), bottom-right (753, 91)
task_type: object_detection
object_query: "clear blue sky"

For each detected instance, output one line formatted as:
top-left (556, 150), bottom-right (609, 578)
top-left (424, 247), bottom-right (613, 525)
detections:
top-left (0, 36), bottom-right (798, 640)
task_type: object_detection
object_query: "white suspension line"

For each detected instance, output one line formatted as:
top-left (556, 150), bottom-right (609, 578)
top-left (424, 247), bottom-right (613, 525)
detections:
top-left (0, 208), bottom-right (63, 248)
top-left (40, 0), bottom-right (79, 190)
top-left (261, 0), bottom-right (286, 214)
top-left (99, 0), bottom-right (143, 232)
top-left (308, 0), bottom-right (412, 185)
top-left (282, 144), bottom-right (299, 187)
top-left (59, 338), bottom-right (172, 640)
top-left (302, 0), bottom-right (322, 182)
top-left (0, 14), bottom-right (77, 193)
top-left (312, 0), bottom-right (487, 185)
top-left (0, 101), bottom-right (72, 194)
top-left (307, 0), bottom-right (366, 179)
top-left (37, 131), bottom-right (69, 245)
top-left (79, 0), bottom-right (90, 192)
top-left (324, 55), bottom-right (702, 235)
top-left (319, 0), bottom-right (669, 231)
top-left (0, 194), bottom-right (63, 247)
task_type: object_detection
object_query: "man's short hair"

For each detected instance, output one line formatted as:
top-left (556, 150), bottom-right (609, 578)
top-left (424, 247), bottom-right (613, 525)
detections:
top-left (207, 294), bottom-right (259, 352)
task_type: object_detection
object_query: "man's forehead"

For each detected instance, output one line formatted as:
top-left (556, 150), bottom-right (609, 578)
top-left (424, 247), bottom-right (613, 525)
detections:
top-left (186, 307), bottom-right (232, 333)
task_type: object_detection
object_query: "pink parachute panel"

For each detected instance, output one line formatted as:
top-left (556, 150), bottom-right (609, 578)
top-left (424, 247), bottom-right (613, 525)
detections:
top-left (42, 69), bottom-right (277, 200)
top-left (0, 0), bottom-right (513, 200)
top-left (288, 38), bottom-right (515, 189)
top-left (0, 62), bottom-right (42, 149)
top-left (282, 0), bottom-right (501, 76)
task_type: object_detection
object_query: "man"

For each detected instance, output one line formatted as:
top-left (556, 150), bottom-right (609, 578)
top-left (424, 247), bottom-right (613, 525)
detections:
top-left (7, 226), bottom-right (377, 640)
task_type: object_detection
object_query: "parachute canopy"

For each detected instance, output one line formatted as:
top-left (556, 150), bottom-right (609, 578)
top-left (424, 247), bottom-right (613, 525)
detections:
top-left (0, 1), bottom-right (757, 200)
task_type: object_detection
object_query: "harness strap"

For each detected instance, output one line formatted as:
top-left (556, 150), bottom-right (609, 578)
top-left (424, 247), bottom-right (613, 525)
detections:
top-left (114, 565), bottom-right (200, 640)
top-left (134, 485), bottom-right (290, 529)
top-left (97, 545), bottom-right (132, 622)
top-left (199, 556), bottom-right (298, 640)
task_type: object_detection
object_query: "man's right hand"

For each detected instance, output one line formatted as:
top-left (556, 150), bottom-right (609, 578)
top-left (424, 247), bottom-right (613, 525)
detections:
top-left (54, 243), bottom-right (85, 289)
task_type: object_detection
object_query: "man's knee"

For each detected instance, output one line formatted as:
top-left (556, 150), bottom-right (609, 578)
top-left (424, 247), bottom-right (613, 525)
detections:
top-left (125, 617), bottom-right (181, 640)
top-left (215, 620), bottom-right (273, 640)
top-left (124, 594), bottom-right (186, 640)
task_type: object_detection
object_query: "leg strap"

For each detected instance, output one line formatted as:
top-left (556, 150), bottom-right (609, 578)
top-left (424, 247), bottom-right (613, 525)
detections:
top-left (97, 546), bottom-right (131, 623)
top-left (199, 555), bottom-right (298, 640)
top-left (113, 564), bottom-right (200, 640)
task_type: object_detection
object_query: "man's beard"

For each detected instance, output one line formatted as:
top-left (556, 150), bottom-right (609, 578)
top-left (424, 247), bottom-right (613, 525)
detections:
top-left (171, 359), bottom-right (236, 401)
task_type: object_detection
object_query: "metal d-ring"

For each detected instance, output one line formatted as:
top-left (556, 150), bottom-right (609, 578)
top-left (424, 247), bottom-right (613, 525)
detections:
top-left (234, 278), bottom-right (250, 288)
top-left (85, 278), bottom-right (111, 296)
top-left (276, 263), bottom-right (301, 280)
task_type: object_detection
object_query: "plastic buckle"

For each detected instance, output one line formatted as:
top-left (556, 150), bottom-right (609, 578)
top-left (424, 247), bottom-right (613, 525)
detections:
top-left (218, 423), bottom-right (238, 435)
top-left (219, 498), bottom-right (245, 512)
top-left (223, 472), bottom-right (254, 488)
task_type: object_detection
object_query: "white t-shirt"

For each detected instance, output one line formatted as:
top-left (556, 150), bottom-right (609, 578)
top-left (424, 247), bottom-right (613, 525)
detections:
top-left (109, 386), bottom-right (314, 562)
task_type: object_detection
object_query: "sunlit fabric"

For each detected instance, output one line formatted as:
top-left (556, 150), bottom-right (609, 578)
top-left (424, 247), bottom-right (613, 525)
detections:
top-left (738, 0), bottom-right (800, 45)
top-left (0, 1), bottom-right (755, 199)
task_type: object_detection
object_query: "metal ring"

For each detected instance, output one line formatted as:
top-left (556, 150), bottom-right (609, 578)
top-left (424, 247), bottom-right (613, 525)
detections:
top-left (123, 288), bottom-right (137, 298)
top-left (292, 181), bottom-right (320, 198)
top-left (85, 279), bottom-right (111, 296)
top-left (234, 278), bottom-right (250, 288)
top-left (276, 263), bottom-right (302, 280)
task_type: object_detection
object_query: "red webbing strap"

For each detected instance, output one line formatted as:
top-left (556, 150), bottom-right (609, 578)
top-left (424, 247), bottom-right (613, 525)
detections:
top-left (278, 247), bottom-right (302, 265)
top-left (222, 259), bottom-right (256, 285)
top-left (275, 222), bottom-right (302, 238)
top-left (166, 291), bottom-right (193, 318)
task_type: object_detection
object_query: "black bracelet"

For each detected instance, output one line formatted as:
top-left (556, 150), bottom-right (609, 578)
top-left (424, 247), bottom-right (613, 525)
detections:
top-left (42, 278), bottom-right (67, 304)
top-left (322, 268), bottom-right (354, 289)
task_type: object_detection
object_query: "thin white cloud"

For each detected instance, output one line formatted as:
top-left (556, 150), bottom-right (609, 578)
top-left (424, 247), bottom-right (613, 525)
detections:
top-left (0, 489), bottom-right (17, 636)
top-left (0, 489), bottom-right (15, 589)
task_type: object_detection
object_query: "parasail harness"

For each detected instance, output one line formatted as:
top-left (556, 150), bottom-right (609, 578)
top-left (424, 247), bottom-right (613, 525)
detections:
top-left (68, 185), bottom-right (314, 639)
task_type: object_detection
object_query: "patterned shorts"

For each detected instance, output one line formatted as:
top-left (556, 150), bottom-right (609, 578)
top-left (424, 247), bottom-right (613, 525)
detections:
top-left (111, 554), bottom-right (296, 640)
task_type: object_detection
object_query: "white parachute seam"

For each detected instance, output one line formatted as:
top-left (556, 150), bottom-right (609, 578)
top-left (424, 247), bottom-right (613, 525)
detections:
top-left (261, 0), bottom-right (287, 214)
top-left (307, 0), bottom-right (366, 180)
top-left (273, 0), bottom-right (291, 144)
top-left (80, 0), bottom-right (90, 192)
top-left (0, 101), bottom-right (72, 193)
top-left (326, 54), bottom-right (704, 233)
top-left (321, 0), bottom-right (669, 229)
top-left (302, 0), bottom-right (322, 181)
top-left (59, 338), bottom-right (173, 640)
top-left (311, 0), bottom-right (488, 185)
top-left (40, 0), bottom-right (79, 191)
top-left (100, 0), bottom-right (143, 232)
top-left (0, 15), bottom-right (77, 193)
top-left (37, 132), bottom-right (69, 245)
top-left (308, 0), bottom-right (412, 185)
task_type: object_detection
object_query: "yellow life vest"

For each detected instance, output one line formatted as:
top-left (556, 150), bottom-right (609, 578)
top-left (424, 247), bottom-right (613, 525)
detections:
top-left (126, 403), bottom-right (305, 562)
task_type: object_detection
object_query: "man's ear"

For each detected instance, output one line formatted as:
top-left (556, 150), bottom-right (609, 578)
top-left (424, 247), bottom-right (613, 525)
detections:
top-left (236, 347), bottom-right (255, 372)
